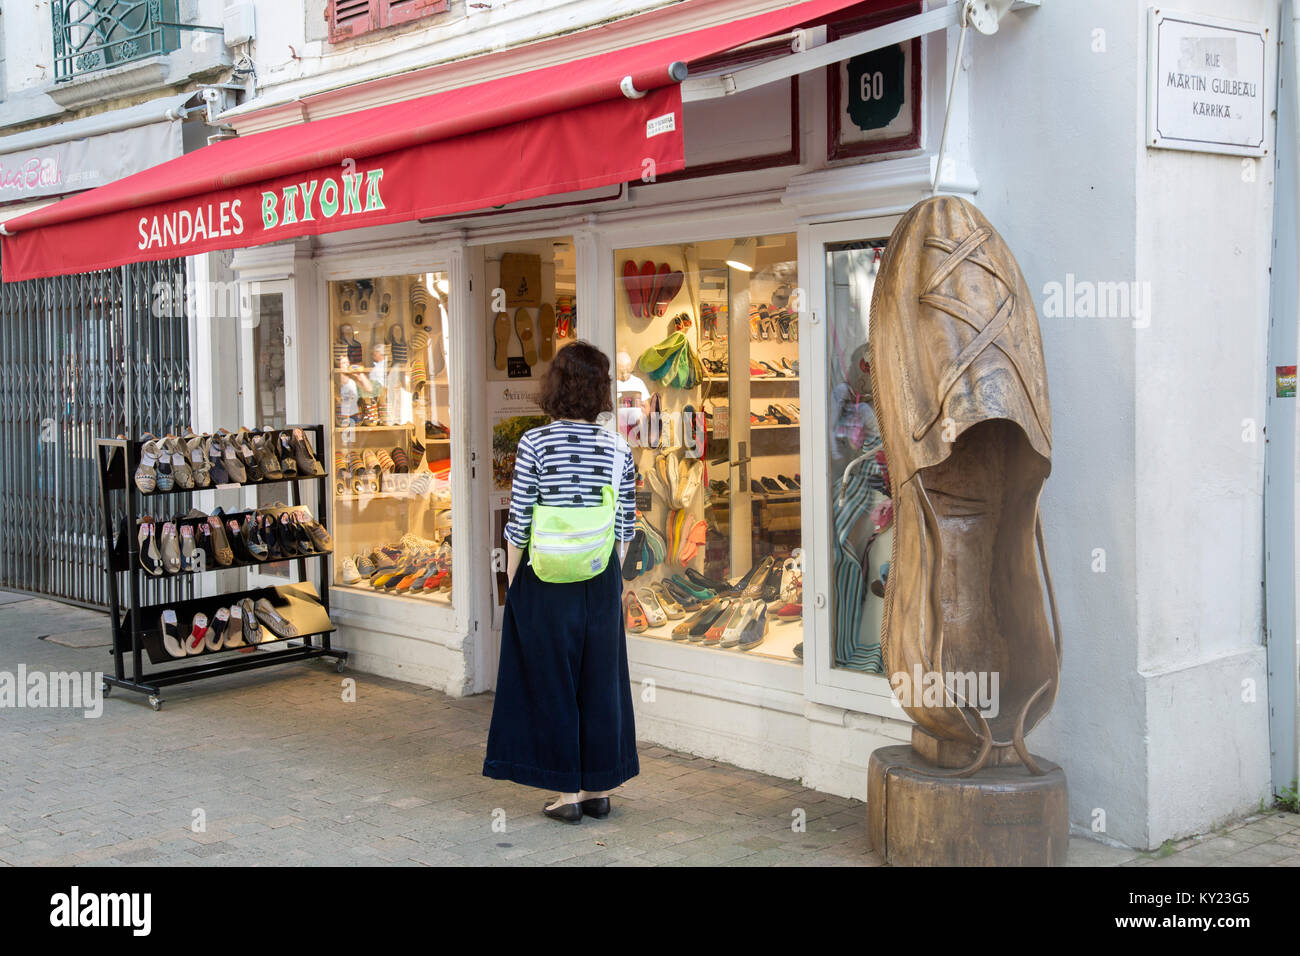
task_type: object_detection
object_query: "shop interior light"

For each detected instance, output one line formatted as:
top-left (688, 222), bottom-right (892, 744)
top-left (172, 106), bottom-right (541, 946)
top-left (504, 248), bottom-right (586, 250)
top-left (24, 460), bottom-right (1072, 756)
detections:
top-left (726, 238), bottom-right (756, 272)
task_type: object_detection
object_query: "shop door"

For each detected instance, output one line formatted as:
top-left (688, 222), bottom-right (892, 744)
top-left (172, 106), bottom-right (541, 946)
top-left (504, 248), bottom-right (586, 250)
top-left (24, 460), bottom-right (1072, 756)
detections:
top-left (238, 282), bottom-right (300, 587)
top-left (802, 217), bottom-right (901, 713)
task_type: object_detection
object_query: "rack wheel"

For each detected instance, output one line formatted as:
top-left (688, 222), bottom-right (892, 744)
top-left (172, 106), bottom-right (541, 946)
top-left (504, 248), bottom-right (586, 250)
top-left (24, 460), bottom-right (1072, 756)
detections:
top-left (101, 680), bottom-right (112, 696)
top-left (148, 696), bottom-right (163, 711)
top-left (336, 659), bottom-right (347, 674)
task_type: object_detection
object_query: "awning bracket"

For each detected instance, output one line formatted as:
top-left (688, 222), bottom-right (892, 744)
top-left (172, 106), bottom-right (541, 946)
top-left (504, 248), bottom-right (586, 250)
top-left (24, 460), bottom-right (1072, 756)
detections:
top-left (680, 0), bottom-right (1039, 103)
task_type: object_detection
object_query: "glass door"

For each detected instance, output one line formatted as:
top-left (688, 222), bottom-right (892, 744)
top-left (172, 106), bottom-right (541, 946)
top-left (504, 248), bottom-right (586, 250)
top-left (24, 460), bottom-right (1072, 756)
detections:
top-left (803, 217), bottom-right (901, 713)
top-left (239, 285), bottom-right (296, 586)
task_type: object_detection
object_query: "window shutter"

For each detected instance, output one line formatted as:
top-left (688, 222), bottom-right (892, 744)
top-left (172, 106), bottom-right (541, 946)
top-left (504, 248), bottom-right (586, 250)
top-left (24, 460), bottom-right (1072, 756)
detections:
top-left (382, 0), bottom-right (449, 28)
top-left (327, 0), bottom-right (380, 42)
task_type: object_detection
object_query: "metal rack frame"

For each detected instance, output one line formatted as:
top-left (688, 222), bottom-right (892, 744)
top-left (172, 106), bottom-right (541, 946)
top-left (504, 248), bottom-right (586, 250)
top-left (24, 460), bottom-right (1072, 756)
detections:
top-left (95, 424), bottom-right (346, 710)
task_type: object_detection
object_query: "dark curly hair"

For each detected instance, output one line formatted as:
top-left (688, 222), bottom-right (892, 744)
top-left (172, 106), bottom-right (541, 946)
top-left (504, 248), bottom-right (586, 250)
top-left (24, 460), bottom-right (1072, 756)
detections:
top-left (538, 340), bottom-right (614, 422)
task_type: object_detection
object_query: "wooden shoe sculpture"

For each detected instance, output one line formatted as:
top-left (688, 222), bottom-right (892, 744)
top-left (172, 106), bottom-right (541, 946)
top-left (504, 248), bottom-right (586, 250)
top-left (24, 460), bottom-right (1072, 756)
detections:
top-left (869, 195), bottom-right (1060, 776)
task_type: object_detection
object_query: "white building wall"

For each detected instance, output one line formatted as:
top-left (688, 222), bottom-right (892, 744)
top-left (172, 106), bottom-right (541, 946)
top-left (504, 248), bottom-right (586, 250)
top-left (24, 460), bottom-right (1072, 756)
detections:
top-left (1133, 0), bottom-right (1276, 842)
top-left (972, 0), bottom-right (1277, 848)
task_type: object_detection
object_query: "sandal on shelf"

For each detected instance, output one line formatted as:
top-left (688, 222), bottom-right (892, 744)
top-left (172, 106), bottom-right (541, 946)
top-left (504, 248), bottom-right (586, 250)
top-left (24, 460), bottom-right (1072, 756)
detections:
top-left (187, 613), bottom-right (209, 656)
top-left (652, 583), bottom-right (685, 619)
top-left (290, 428), bottom-right (323, 476)
top-left (537, 302), bottom-right (556, 362)
top-left (160, 609), bottom-right (185, 659)
top-left (239, 598), bottom-right (263, 646)
top-left (205, 607), bottom-right (230, 652)
top-left (167, 436), bottom-right (194, 490)
top-left (492, 312), bottom-right (510, 370)
top-left (621, 260), bottom-right (643, 318)
top-left (223, 604), bottom-right (246, 649)
top-left (637, 587), bottom-right (668, 627)
top-left (647, 263), bottom-right (669, 318)
top-left (138, 519), bottom-right (163, 576)
top-left (254, 598), bottom-right (298, 638)
top-left (514, 308), bottom-right (538, 366)
top-left (623, 590), bottom-right (650, 633)
top-left (655, 270), bottom-right (685, 316)
top-left (638, 261), bottom-right (658, 319)
top-left (135, 440), bottom-right (160, 493)
top-left (678, 519), bottom-right (709, 564)
top-left (217, 433), bottom-right (246, 484)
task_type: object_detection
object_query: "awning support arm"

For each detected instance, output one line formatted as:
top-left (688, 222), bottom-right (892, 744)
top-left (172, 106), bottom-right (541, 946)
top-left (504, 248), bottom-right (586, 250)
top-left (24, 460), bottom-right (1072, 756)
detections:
top-left (681, 0), bottom-right (1039, 103)
top-left (681, 2), bottom-right (963, 102)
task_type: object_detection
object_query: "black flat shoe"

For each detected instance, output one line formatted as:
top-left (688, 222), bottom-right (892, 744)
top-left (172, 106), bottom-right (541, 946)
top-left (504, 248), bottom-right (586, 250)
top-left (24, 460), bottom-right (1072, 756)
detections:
top-left (543, 800), bottom-right (583, 824)
top-left (580, 797), bottom-right (611, 819)
top-left (684, 567), bottom-right (727, 593)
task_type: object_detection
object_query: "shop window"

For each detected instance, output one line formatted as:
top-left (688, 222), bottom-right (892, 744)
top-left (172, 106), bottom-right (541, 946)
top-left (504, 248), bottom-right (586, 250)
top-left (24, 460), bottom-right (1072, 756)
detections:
top-left (329, 273), bottom-right (454, 604)
top-left (615, 235), bottom-right (804, 662)
top-left (481, 237), bottom-right (579, 618)
top-left (825, 240), bottom-right (890, 674)
top-left (326, 0), bottom-right (448, 43)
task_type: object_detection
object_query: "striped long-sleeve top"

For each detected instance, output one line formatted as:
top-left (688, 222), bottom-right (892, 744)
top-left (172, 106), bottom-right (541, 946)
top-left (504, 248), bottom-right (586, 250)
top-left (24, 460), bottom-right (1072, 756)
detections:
top-left (504, 420), bottom-right (637, 548)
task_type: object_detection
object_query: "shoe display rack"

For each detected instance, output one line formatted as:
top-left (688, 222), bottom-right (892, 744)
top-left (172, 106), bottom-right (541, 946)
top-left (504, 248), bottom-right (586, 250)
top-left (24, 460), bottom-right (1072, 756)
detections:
top-left (95, 424), bottom-right (345, 710)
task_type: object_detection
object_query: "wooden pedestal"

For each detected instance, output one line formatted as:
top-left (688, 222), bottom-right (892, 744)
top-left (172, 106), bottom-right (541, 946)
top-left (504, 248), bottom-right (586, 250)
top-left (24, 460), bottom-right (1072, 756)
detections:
top-left (867, 744), bottom-right (1068, 866)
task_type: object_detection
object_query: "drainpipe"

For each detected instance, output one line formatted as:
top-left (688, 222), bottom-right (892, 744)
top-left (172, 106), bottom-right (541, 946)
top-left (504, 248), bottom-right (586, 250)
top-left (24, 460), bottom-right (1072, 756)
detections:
top-left (1264, 0), bottom-right (1300, 797)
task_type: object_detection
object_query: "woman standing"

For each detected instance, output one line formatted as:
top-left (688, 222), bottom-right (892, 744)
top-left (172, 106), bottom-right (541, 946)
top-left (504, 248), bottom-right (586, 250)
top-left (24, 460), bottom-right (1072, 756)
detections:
top-left (483, 341), bottom-right (640, 823)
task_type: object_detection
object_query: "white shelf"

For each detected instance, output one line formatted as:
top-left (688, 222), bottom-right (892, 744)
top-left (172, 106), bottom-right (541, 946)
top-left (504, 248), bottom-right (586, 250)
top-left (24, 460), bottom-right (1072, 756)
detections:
top-left (629, 613), bottom-right (803, 662)
top-left (705, 375), bottom-right (799, 383)
top-left (336, 579), bottom-right (452, 603)
top-left (332, 424), bottom-right (415, 432)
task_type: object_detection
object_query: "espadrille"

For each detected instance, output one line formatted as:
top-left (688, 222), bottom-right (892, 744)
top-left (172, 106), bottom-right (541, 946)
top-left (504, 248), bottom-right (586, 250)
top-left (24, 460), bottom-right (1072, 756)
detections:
top-left (869, 195), bottom-right (1059, 773)
top-left (134, 440), bottom-right (159, 493)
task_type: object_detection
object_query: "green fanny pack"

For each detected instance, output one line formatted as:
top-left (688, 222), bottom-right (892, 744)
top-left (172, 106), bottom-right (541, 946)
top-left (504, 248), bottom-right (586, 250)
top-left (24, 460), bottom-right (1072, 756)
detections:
top-left (528, 437), bottom-right (626, 584)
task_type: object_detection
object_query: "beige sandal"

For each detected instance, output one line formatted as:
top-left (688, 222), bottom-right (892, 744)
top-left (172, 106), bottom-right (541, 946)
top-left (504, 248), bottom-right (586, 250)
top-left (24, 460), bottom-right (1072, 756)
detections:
top-left (493, 312), bottom-right (510, 370)
top-left (537, 302), bottom-right (556, 362)
top-left (515, 308), bottom-right (538, 366)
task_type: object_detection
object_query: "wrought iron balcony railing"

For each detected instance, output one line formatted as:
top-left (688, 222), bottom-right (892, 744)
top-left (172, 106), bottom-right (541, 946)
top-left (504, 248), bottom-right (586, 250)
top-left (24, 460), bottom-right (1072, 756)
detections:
top-left (52, 0), bottom-right (182, 82)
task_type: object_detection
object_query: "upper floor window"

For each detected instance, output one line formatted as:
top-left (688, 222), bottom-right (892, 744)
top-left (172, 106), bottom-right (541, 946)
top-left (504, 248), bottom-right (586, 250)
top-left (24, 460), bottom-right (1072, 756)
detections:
top-left (327, 0), bottom-right (450, 43)
top-left (52, 0), bottom-right (181, 83)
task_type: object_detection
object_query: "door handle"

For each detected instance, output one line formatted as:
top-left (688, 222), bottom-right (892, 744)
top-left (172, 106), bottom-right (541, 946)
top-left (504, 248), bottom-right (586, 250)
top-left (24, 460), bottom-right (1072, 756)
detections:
top-left (733, 440), bottom-right (749, 484)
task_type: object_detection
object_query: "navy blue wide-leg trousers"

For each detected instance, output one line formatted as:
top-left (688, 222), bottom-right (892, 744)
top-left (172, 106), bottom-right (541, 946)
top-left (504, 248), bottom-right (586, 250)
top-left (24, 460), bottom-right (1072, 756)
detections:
top-left (482, 550), bottom-right (639, 793)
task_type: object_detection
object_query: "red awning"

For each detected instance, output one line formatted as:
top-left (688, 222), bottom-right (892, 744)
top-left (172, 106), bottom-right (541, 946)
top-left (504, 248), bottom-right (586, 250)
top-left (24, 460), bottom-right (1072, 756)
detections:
top-left (0, 0), bottom-right (885, 282)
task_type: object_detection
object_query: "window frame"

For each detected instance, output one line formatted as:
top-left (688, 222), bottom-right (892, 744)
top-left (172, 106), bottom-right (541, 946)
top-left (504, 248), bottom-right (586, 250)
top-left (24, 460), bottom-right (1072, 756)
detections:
top-left (326, 0), bottom-right (449, 43)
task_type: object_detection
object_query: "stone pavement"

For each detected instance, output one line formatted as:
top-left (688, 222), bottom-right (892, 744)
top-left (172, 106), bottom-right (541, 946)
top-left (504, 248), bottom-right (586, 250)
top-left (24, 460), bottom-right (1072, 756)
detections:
top-left (1, 591), bottom-right (1296, 867)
